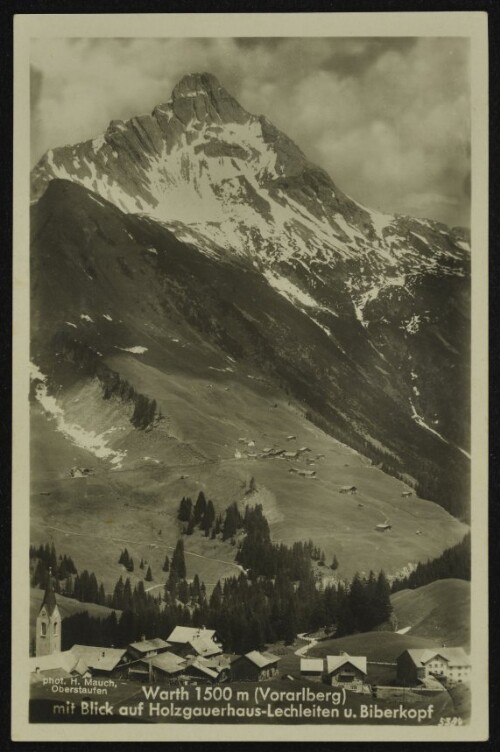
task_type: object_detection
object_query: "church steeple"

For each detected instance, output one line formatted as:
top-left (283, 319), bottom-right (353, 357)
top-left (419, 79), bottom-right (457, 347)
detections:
top-left (36, 567), bottom-right (61, 657)
top-left (41, 566), bottom-right (57, 614)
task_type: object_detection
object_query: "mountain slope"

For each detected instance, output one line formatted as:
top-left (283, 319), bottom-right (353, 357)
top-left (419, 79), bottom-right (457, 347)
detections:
top-left (391, 579), bottom-right (470, 646)
top-left (29, 179), bottom-right (468, 587)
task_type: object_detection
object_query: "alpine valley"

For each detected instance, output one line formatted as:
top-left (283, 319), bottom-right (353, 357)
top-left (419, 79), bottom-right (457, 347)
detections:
top-left (30, 72), bottom-right (470, 604)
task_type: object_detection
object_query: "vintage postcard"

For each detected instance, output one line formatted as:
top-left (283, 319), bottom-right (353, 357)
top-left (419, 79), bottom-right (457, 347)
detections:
top-left (12, 12), bottom-right (488, 742)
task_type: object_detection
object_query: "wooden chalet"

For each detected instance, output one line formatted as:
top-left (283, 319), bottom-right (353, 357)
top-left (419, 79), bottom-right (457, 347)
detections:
top-left (127, 637), bottom-right (171, 661)
top-left (30, 650), bottom-right (91, 684)
top-left (69, 645), bottom-right (128, 677)
top-left (167, 626), bottom-right (222, 658)
top-left (128, 651), bottom-right (186, 683)
top-left (230, 651), bottom-right (280, 682)
top-left (325, 653), bottom-right (367, 692)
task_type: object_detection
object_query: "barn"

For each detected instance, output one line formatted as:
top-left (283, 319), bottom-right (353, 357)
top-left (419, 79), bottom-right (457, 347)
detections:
top-left (230, 651), bottom-right (280, 682)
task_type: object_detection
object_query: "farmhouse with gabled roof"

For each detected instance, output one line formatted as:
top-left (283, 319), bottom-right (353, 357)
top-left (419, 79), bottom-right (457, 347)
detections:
top-left (325, 652), bottom-right (367, 692)
top-left (397, 648), bottom-right (471, 685)
top-left (230, 650), bottom-right (280, 682)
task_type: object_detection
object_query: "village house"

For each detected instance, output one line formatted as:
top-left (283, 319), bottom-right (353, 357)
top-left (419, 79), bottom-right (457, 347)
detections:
top-left (183, 659), bottom-right (220, 684)
top-left (30, 650), bottom-right (91, 684)
top-left (300, 658), bottom-right (324, 681)
top-left (126, 637), bottom-right (171, 661)
top-left (339, 485), bottom-right (357, 494)
top-left (397, 648), bottom-right (471, 686)
top-left (128, 651), bottom-right (187, 683)
top-left (70, 645), bottom-right (128, 677)
top-left (401, 491), bottom-right (413, 498)
top-left (230, 651), bottom-right (280, 682)
top-left (166, 626), bottom-right (222, 658)
top-left (325, 653), bottom-right (367, 692)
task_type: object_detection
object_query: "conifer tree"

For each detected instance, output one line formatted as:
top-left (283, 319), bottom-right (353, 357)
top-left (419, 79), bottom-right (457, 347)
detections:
top-left (193, 491), bottom-right (207, 526)
top-left (145, 566), bottom-right (153, 582)
top-left (171, 539), bottom-right (186, 579)
top-left (111, 576), bottom-right (124, 610)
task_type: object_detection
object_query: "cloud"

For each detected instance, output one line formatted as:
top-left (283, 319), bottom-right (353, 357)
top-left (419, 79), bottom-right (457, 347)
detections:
top-left (30, 36), bottom-right (470, 227)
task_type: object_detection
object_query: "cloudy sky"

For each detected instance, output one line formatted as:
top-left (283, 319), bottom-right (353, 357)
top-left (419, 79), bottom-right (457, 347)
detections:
top-left (31, 37), bottom-right (470, 227)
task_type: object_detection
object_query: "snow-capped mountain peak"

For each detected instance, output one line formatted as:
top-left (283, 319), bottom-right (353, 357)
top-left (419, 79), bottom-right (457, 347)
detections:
top-left (31, 72), bottom-right (469, 324)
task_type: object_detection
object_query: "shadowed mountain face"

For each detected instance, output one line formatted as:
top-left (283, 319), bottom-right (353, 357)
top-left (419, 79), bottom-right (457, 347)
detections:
top-left (30, 73), bottom-right (470, 520)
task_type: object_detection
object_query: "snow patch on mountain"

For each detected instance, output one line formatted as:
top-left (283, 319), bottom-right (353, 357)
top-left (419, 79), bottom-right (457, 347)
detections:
top-left (115, 345), bottom-right (148, 354)
top-left (30, 363), bottom-right (127, 467)
top-left (263, 270), bottom-right (320, 308)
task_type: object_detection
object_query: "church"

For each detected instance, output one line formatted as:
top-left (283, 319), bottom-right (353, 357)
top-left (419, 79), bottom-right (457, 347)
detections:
top-left (35, 568), bottom-right (61, 657)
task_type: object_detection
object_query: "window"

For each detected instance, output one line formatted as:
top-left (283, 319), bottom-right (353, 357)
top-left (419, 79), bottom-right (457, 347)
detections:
top-left (53, 622), bottom-right (58, 636)
top-left (40, 622), bottom-right (47, 637)
top-left (338, 673), bottom-right (355, 683)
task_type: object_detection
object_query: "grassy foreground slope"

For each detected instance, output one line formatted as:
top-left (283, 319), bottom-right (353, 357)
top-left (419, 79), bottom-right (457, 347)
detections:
top-left (391, 579), bottom-right (470, 646)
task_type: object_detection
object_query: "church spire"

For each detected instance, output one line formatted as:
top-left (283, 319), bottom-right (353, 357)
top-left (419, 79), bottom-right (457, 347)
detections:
top-left (41, 567), bottom-right (57, 615)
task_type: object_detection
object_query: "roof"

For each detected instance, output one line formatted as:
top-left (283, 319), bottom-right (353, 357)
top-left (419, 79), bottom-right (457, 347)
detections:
top-left (167, 626), bottom-right (216, 644)
top-left (30, 650), bottom-right (89, 675)
top-left (194, 654), bottom-right (231, 671)
top-left (148, 652), bottom-right (186, 675)
top-left (129, 638), bottom-right (170, 654)
top-left (70, 645), bottom-right (128, 672)
top-left (189, 635), bottom-right (222, 657)
top-left (326, 654), bottom-right (367, 675)
top-left (187, 659), bottom-right (219, 680)
top-left (404, 648), bottom-right (471, 668)
top-left (300, 658), bottom-right (324, 673)
top-left (40, 573), bottom-right (58, 616)
top-left (243, 650), bottom-right (280, 668)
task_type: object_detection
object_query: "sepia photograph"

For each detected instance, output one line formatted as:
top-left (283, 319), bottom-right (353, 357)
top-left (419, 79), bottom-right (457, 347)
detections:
top-left (12, 12), bottom-right (488, 743)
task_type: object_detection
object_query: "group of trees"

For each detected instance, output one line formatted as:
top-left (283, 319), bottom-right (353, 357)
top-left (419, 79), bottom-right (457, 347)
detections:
top-left (118, 548), bottom-right (135, 572)
top-left (30, 543), bottom-right (78, 588)
top-left (177, 492), bottom-right (216, 536)
top-left (38, 499), bottom-right (394, 656)
top-left (61, 587), bottom-right (193, 651)
top-left (391, 532), bottom-right (471, 593)
top-left (234, 505), bottom-right (330, 581)
top-left (203, 567), bottom-right (392, 653)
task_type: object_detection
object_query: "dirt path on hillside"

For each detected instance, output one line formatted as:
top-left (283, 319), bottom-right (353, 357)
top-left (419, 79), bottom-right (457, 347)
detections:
top-left (295, 632), bottom-right (319, 656)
